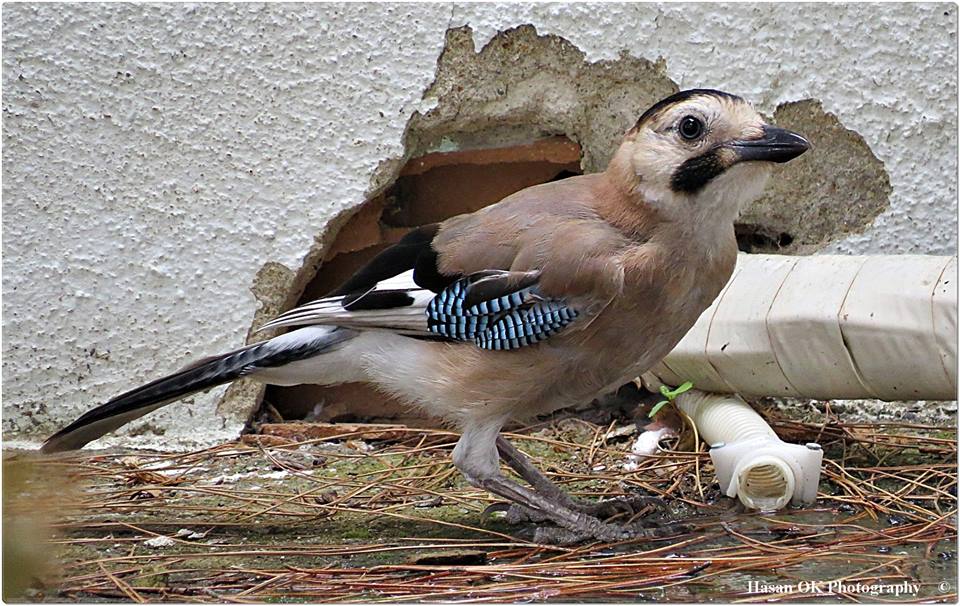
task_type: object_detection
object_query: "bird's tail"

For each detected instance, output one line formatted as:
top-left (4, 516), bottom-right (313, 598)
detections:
top-left (40, 326), bottom-right (357, 453)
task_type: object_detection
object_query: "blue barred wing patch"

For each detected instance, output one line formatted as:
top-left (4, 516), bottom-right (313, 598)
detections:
top-left (426, 274), bottom-right (578, 350)
top-left (426, 276), bottom-right (491, 340)
top-left (474, 300), bottom-right (578, 350)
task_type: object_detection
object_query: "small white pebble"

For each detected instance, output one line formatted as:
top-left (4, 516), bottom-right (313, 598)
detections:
top-left (175, 528), bottom-right (206, 540)
top-left (631, 426), bottom-right (677, 458)
top-left (143, 536), bottom-right (175, 549)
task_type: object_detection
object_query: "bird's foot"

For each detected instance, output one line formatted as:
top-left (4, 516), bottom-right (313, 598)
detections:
top-left (531, 517), bottom-right (689, 546)
top-left (482, 501), bottom-right (546, 524)
top-left (474, 472), bottom-right (684, 545)
top-left (488, 494), bottom-right (665, 525)
top-left (572, 494), bottom-right (664, 521)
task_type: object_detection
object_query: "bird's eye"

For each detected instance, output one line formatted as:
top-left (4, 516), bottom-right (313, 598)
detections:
top-left (678, 116), bottom-right (704, 140)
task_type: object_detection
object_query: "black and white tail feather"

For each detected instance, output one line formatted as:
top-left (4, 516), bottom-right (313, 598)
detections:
top-left (42, 225), bottom-right (580, 453)
top-left (40, 327), bottom-right (356, 453)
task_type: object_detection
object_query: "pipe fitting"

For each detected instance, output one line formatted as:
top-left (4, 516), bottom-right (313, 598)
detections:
top-left (675, 389), bottom-right (822, 511)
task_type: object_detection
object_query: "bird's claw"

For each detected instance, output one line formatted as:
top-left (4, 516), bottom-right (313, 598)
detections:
top-left (480, 502), bottom-right (513, 521)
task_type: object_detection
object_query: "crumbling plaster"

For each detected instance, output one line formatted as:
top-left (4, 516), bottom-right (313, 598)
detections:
top-left (2, 3), bottom-right (956, 449)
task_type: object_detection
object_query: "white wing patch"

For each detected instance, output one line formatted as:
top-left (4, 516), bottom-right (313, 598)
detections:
top-left (258, 270), bottom-right (434, 334)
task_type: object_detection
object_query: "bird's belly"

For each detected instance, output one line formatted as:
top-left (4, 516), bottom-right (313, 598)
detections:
top-left (526, 294), bottom-right (710, 416)
top-left (560, 337), bottom-right (673, 401)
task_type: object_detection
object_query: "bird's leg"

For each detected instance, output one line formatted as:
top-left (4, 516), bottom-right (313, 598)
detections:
top-left (453, 422), bottom-right (667, 544)
top-left (495, 435), bottom-right (663, 522)
top-left (495, 436), bottom-right (578, 507)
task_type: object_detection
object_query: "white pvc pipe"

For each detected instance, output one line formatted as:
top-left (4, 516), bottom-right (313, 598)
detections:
top-left (648, 254), bottom-right (957, 401)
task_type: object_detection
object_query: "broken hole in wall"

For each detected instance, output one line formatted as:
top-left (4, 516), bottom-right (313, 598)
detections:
top-left (262, 137), bottom-right (582, 424)
top-left (240, 25), bottom-right (892, 431)
top-left (735, 224), bottom-right (795, 253)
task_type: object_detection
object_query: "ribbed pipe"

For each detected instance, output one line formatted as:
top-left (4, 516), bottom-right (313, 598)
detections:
top-left (676, 389), bottom-right (776, 443)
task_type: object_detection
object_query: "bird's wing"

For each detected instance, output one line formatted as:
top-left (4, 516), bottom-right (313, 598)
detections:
top-left (259, 185), bottom-right (628, 350)
top-left (258, 268), bottom-right (437, 335)
top-left (258, 264), bottom-right (582, 351)
top-left (258, 223), bottom-right (450, 336)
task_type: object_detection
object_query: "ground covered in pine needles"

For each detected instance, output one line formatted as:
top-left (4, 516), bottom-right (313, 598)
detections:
top-left (5, 405), bottom-right (957, 603)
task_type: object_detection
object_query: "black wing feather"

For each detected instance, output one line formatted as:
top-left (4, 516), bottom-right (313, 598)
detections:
top-left (334, 224), bottom-right (453, 301)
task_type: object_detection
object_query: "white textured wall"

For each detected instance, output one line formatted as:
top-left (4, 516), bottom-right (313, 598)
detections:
top-left (3, 3), bottom-right (956, 448)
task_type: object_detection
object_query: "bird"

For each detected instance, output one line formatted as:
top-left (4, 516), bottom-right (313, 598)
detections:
top-left (41, 89), bottom-right (810, 542)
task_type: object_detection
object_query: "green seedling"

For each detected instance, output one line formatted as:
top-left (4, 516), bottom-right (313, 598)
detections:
top-left (648, 381), bottom-right (694, 419)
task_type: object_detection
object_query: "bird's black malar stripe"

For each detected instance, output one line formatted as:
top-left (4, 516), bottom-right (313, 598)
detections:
top-left (670, 148), bottom-right (729, 194)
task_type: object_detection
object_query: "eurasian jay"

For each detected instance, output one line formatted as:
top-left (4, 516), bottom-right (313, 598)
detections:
top-left (42, 89), bottom-right (809, 542)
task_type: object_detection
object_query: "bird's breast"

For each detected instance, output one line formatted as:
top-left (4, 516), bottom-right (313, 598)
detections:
top-left (548, 253), bottom-right (733, 401)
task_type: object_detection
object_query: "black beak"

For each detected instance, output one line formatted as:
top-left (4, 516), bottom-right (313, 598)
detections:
top-left (728, 126), bottom-right (811, 164)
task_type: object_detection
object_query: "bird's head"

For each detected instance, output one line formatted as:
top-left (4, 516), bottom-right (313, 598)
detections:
top-left (613, 89), bottom-right (810, 225)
